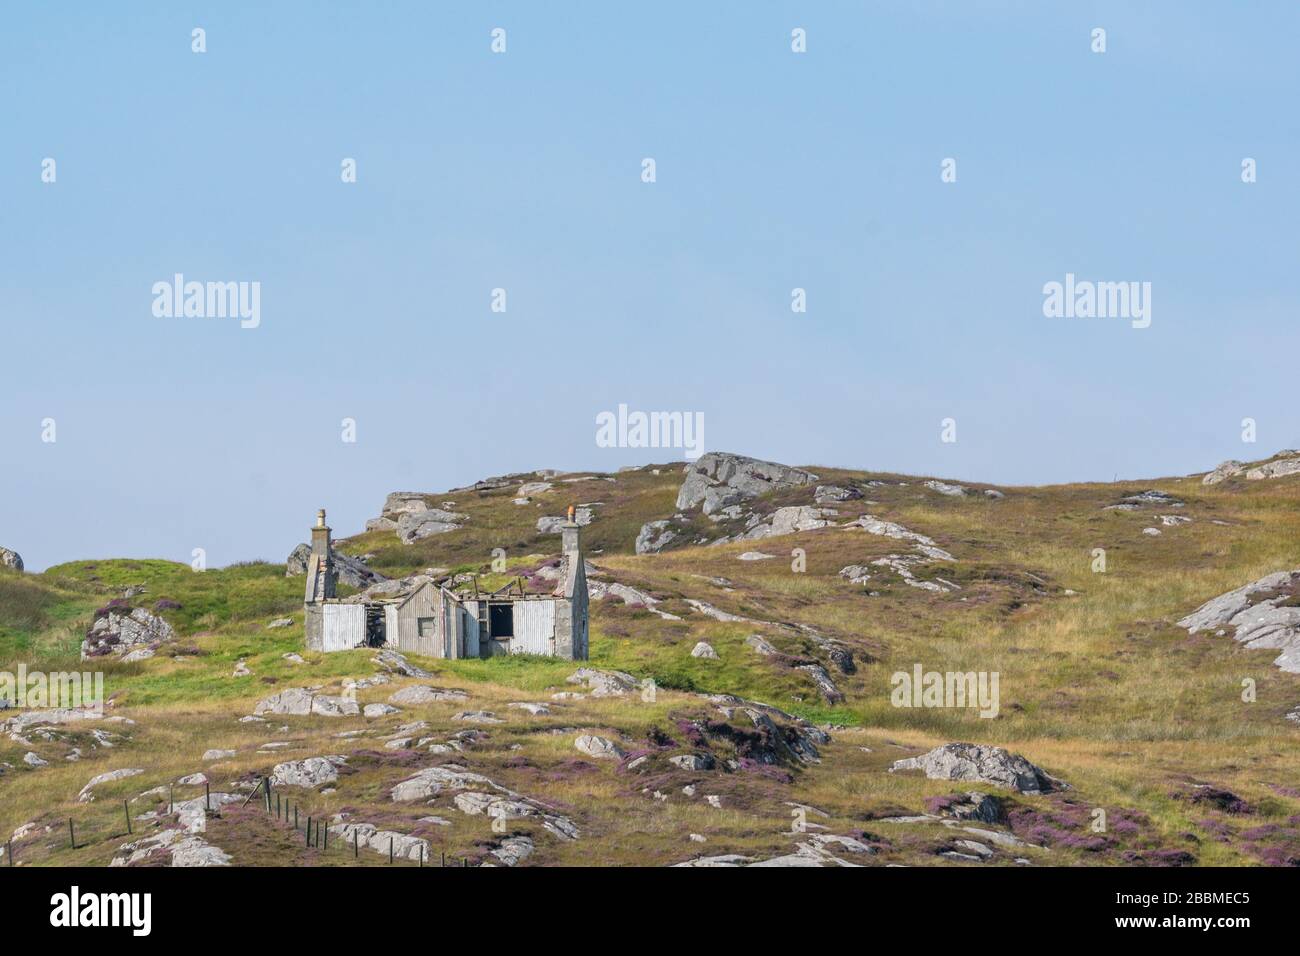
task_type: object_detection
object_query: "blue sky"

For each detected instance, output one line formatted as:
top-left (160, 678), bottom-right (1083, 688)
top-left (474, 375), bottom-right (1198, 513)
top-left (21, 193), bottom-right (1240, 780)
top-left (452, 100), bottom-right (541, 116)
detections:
top-left (2, 2), bottom-right (1297, 570)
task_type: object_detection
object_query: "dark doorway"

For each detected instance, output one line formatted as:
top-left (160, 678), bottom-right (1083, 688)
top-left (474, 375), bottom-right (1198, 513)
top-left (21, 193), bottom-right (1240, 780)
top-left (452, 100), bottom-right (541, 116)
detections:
top-left (488, 602), bottom-right (514, 638)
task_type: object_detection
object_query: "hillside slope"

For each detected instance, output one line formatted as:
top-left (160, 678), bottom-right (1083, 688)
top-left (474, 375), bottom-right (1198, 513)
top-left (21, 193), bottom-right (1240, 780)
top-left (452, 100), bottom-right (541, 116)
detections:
top-left (3, 451), bottom-right (1299, 867)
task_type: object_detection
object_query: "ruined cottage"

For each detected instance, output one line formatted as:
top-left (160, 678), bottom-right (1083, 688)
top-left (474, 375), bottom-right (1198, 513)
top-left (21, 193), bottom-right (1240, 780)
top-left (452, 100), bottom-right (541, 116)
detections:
top-left (302, 509), bottom-right (588, 660)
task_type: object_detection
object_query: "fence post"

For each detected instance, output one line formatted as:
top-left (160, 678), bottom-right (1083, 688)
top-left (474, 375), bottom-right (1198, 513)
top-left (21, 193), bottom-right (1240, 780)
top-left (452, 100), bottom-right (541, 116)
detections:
top-left (306, 817), bottom-right (311, 847)
top-left (420, 844), bottom-right (424, 867)
top-left (353, 828), bottom-right (358, 860)
top-left (389, 837), bottom-right (393, 864)
top-left (323, 824), bottom-right (328, 851)
top-left (169, 785), bottom-right (174, 814)
top-left (8, 838), bottom-right (13, 865)
top-left (441, 851), bottom-right (445, 867)
top-left (68, 818), bottom-right (75, 850)
top-left (124, 800), bottom-right (132, 835)
top-left (294, 806), bottom-right (299, 830)
top-left (205, 781), bottom-right (211, 812)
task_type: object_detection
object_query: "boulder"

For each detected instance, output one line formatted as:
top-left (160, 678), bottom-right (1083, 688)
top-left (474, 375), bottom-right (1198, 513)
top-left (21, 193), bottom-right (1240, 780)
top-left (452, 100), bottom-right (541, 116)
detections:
top-left (669, 753), bottom-right (716, 771)
top-left (78, 767), bottom-right (144, 802)
top-left (285, 544), bottom-right (386, 588)
top-left (396, 510), bottom-right (467, 544)
top-left (690, 641), bottom-right (719, 659)
top-left (797, 663), bottom-right (844, 704)
top-left (388, 685), bottom-right (469, 705)
top-left (517, 481), bottom-right (553, 496)
top-left (924, 480), bottom-right (967, 497)
top-left (738, 506), bottom-right (836, 541)
top-left (0, 547), bottom-right (22, 571)
top-left (272, 755), bottom-right (346, 788)
top-left (1178, 570), bottom-right (1300, 673)
top-left (327, 820), bottom-right (429, 863)
top-left (574, 734), bottom-right (625, 759)
top-left (1246, 456), bottom-right (1300, 481)
top-left (383, 492), bottom-right (430, 515)
top-left (737, 551), bottom-right (775, 561)
top-left (81, 606), bottom-right (175, 660)
top-left (508, 702), bottom-right (551, 716)
top-left (1202, 460), bottom-right (1245, 485)
top-left (890, 743), bottom-right (1068, 795)
top-left (363, 703), bottom-right (401, 718)
top-left (202, 749), bottom-right (235, 761)
top-left (814, 485), bottom-right (862, 503)
top-left (930, 790), bottom-right (1005, 824)
top-left (254, 688), bottom-right (313, 715)
top-left (372, 649), bottom-right (433, 678)
top-left (677, 453), bottom-right (819, 515)
top-left (538, 507), bottom-right (593, 534)
top-left (840, 565), bottom-right (872, 585)
top-left (635, 519), bottom-right (678, 555)
top-left (311, 694), bottom-right (360, 717)
top-left (567, 667), bottom-right (638, 697)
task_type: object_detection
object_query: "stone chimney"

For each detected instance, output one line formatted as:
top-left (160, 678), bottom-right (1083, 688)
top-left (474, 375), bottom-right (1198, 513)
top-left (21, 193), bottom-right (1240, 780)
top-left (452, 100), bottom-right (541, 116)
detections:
top-left (311, 509), bottom-right (331, 560)
top-left (308, 509), bottom-right (336, 602)
top-left (561, 507), bottom-right (581, 563)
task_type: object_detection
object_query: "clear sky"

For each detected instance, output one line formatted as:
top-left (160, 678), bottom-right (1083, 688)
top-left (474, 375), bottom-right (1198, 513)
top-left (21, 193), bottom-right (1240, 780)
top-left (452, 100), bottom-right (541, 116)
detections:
top-left (2, 2), bottom-right (1297, 571)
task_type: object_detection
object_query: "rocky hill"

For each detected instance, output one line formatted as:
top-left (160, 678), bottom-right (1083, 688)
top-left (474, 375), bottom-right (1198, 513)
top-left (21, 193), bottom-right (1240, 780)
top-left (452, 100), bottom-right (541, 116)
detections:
top-left (2, 450), bottom-right (1300, 867)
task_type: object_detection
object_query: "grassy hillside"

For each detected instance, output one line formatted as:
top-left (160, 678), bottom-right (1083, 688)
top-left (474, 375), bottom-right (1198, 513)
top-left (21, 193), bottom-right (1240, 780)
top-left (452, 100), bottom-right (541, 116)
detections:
top-left (2, 459), bottom-right (1298, 867)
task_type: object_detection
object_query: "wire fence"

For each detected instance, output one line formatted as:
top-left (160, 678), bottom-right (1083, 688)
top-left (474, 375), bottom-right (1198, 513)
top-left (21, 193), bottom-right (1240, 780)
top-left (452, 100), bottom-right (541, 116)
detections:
top-left (4, 776), bottom-right (474, 868)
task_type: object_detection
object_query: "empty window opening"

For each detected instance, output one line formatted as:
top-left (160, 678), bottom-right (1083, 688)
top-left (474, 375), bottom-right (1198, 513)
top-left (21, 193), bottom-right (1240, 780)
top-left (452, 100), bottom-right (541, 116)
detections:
top-left (489, 603), bottom-right (514, 638)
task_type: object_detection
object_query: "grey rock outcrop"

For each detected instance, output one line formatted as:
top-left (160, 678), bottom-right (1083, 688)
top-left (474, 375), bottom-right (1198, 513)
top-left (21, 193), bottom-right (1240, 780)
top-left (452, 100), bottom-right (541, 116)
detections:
top-left (1246, 455), bottom-right (1300, 481)
top-left (574, 734), bottom-right (625, 759)
top-left (924, 480), bottom-right (968, 497)
top-left (567, 668), bottom-right (639, 697)
top-left (635, 519), bottom-right (678, 555)
top-left (396, 509), bottom-right (467, 544)
top-left (0, 547), bottom-right (22, 571)
top-left (272, 755), bottom-right (346, 788)
top-left (890, 743), bottom-right (1067, 795)
top-left (538, 507), bottom-right (593, 534)
top-left (1178, 570), bottom-right (1300, 674)
top-left (1203, 460), bottom-right (1245, 485)
top-left (78, 767), bottom-right (144, 802)
top-left (82, 607), bottom-right (175, 660)
top-left (690, 641), bottom-right (719, 659)
top-left (253, 687), bottom-right (359, 717)
top-left (387, 685), bottom-right (468, 705)
top-left (286, 544), bottom-right (386, 588)
top-left (814, 485), bottom-right (862, 503)
top-left (677, 452), bottom-right (818, 515)
top-left (736, 506), bottom-right (836, 541)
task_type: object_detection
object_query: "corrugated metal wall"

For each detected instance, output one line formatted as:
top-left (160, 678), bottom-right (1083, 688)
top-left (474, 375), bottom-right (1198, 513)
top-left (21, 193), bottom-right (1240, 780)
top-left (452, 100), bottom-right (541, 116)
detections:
top-left (512, 600), bottom-right (555, 655)
top-left (461, 601), bottom-right (480, 658)
top-left (395, 585), bottom-right (440, 657)
top-left (321, 604), bottom-right (366, 652)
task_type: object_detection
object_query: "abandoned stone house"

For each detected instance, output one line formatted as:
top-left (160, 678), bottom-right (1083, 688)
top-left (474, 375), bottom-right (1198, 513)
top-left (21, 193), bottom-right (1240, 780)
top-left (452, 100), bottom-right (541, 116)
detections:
top-left (302, 510), bottom-right (588, 660)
